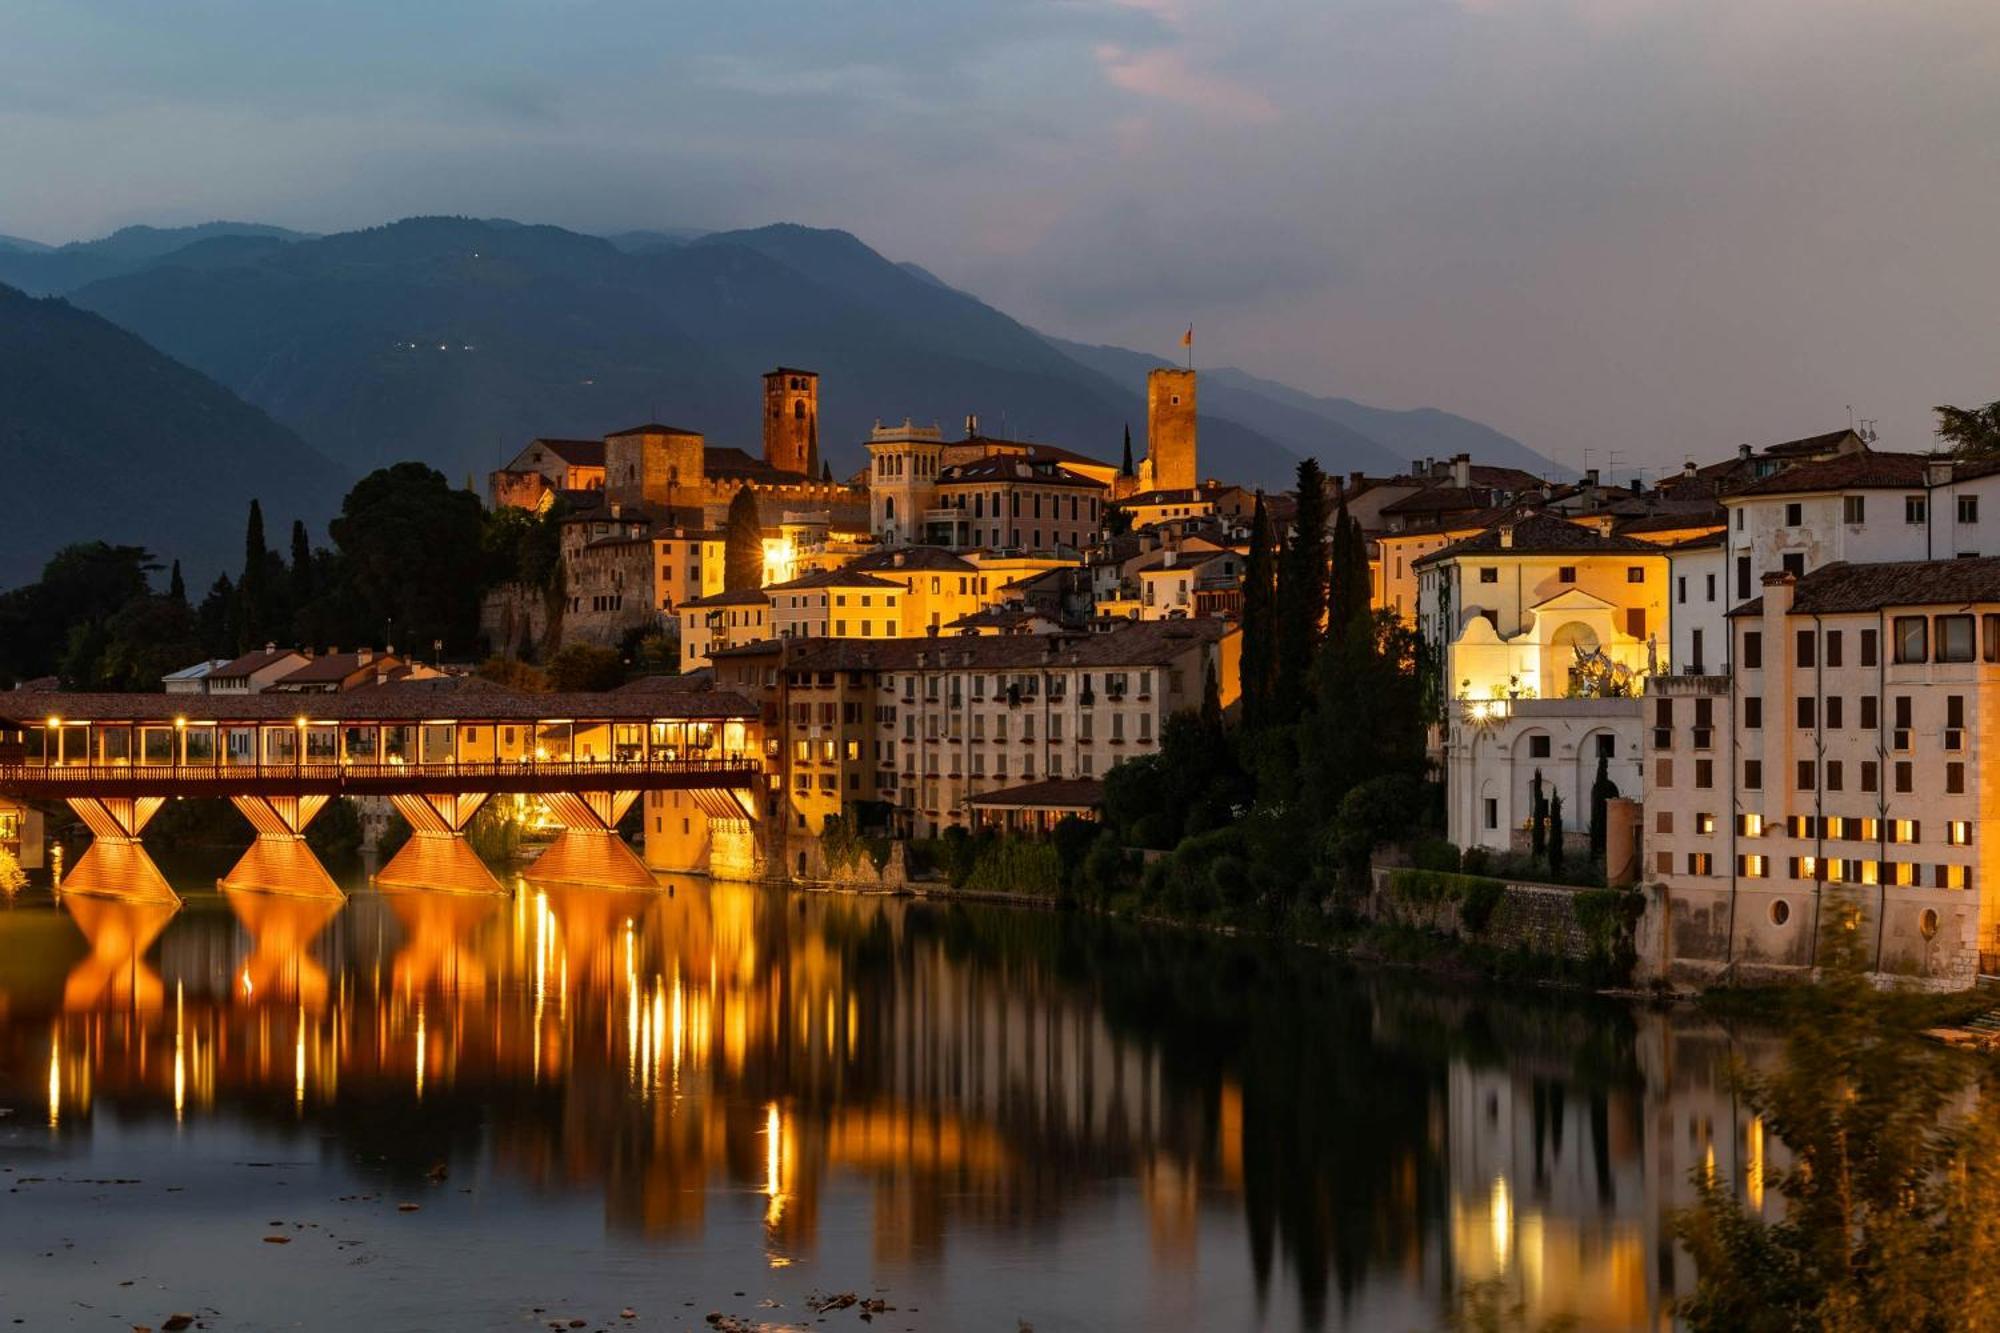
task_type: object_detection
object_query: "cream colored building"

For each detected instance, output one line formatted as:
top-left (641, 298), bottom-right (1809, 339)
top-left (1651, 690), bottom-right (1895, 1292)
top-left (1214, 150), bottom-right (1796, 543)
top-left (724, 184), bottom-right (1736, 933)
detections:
top-left (843, 547), bottom-right (986, 637)
top-left (1416, 514), bottom-right (1670, 704)
top-left (1644, 561), bottom-right (2000, 988)
top-left (767, 569), bottom-right (904, 640)
top-left (678, 589), bottom-right (772, 670)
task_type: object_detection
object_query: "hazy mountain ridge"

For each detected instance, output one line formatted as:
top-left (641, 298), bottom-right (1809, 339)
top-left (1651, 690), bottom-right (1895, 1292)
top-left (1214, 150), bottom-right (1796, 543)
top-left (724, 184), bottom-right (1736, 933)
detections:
top-left (0, 283), bottom-right (349, 587)
top-left (0, 221), bottom-right (312, 296)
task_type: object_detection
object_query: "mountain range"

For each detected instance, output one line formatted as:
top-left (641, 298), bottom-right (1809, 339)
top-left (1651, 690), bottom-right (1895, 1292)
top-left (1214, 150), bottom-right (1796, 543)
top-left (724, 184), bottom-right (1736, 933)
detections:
top-left (0, 282), bottom-right (347, 587)
top-left (0, 215), bottom-right (1563, 588)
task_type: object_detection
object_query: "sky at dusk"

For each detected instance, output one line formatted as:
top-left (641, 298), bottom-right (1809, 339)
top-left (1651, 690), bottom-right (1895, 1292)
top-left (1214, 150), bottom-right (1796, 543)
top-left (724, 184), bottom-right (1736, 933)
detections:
top-left (3, 0), bottom-right (1996, 476)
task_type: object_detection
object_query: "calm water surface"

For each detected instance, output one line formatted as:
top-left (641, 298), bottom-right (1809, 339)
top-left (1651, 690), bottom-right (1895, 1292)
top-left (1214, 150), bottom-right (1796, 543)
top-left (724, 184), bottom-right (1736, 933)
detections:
top-left (0, 858), bottom-right (1773, 1332)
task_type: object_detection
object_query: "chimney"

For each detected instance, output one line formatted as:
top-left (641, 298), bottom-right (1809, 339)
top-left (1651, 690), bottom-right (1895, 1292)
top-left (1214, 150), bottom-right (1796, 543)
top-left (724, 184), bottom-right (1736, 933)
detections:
top-left (357, 648), bottom-right (373, 665)
top-left (1499, 525), bottom-right (1515, 549)
top-left (1682, 459), bottom-right (1698, 479)
top-left (1629, 478), bottom-right (1641, 495)
top-left (1927, 459), bottom-right (1955, 488)
top-left (965, 413), bottom-right (979, 438)
top-left (265, 642), bottom-right (277, 655)
top-left (1738, 443), bottom-right (1753, 461)
top-left (1452, 453), bottom-right (1471, 489)
top-left (1583, 468), bottom-right (1600, 489)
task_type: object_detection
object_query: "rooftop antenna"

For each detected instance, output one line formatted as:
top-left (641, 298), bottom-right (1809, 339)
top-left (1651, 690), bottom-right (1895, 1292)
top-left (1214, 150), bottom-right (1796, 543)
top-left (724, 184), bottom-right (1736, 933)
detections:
top-left (1605, 450), bottom-right (1626, 488)
top-left (1858, 418), bottom-right (1879, 445)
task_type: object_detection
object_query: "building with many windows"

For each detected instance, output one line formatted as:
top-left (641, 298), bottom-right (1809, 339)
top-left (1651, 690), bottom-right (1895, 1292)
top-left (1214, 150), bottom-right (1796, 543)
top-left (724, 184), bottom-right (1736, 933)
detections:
top-left (711, 620), bottom-right (1239, 854)
top-left (766, 569), bottom-right (904, 640)
top-left (1645, 561), bottom-right (2000, 987)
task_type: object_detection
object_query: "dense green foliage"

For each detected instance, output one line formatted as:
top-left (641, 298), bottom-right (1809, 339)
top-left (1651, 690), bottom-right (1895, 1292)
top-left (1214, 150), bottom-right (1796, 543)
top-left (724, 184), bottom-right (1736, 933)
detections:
top-left (1674, 899), bottom-right (2000, 1331)
top-left (1, 463), bottom-right (566, 688)
top-left (1935, 399), bottom-right (2000, 459)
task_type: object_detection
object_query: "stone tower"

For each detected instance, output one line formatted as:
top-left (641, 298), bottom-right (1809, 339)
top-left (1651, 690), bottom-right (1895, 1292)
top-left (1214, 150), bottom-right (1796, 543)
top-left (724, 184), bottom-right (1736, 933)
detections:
top-left (763, 368), bottom-right (820, 477)
top-left (1144, 368), bottom-right (1197, 492)
top-left (605, 424), bottom-right (705, 512)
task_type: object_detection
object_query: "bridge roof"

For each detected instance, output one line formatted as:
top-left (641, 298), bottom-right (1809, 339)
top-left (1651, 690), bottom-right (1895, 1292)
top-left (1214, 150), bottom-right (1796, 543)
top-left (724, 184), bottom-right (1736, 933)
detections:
top-left (1, 678), bottom-right (759, 725)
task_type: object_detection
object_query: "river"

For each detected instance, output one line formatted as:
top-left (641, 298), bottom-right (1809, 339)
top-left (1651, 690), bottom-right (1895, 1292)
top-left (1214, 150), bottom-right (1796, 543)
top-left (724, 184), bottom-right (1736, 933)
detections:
top-left (0, 855), bottom-right (1775, 1332)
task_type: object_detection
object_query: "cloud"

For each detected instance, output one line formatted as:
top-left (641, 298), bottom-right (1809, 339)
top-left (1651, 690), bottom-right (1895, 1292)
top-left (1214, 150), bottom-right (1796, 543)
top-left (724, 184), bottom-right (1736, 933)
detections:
top-left (1093, 42), bottom-right (1279, 123)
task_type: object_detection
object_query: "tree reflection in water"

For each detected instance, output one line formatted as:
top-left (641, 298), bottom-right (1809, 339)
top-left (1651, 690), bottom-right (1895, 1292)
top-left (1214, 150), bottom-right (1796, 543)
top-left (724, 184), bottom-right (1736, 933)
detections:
top-left (1, 881), bottom-right (1768, 1330)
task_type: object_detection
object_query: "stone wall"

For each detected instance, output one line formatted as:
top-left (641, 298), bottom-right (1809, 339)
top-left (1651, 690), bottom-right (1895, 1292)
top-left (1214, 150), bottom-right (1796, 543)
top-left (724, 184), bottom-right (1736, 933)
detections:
top-left (480, 582), bottom-right (557, 658)
top-left (1368, 866), bottom-right (1642, 980)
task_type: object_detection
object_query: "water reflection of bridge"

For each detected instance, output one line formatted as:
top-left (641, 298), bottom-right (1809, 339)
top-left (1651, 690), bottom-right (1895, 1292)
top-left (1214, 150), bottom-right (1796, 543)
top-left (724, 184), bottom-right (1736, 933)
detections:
top-left (0, 682), bottom-right (764, 903)
top-left (4, 884), bottom-right (1244, 1277)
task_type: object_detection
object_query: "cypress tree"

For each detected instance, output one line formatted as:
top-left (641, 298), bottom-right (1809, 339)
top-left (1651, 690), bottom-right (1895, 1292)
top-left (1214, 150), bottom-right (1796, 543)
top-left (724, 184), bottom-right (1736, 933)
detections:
top-left (239, 498), bottom-right (269, 650)
top-left (1240, 493), bottom-right (1277, 728)
top-left (289, 519), bottom-right (314, 610)
top-left (1590, 753), bottom-right (1619, 856)
top-left (723, 486), bottom-right (765, 592)
top-left (1327, 480), bottom-right (1372, 640)
top-left (168, 560), bottom-right (187, 607)
top-left (1120, 425), bottom-right (1135, 478)
top-left (1530, 768), bottom-right (1547, 860)
top-left (821, 460), bottom-right (832, 483)
top-left (1548, 792), bottom-right (1566, 876)
top-left (1271, 457), bottom-right (1329, 719)
top-left (1200, 660), bottom-right (1224, 741)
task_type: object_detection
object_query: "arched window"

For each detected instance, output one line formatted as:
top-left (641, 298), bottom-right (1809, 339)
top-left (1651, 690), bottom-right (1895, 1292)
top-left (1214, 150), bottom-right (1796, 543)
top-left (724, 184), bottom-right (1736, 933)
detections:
top-left (794, 401), bottom-right (806, 420)
top-left (885, 497), bottom-right (896, 520)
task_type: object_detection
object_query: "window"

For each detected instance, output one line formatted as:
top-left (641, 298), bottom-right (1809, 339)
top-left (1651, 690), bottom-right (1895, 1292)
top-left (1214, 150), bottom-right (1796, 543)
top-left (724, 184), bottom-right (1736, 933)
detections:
top-left (1948, 763), bottom-right (1965, 794)
top-left (1528, 734), bottom-right (1551, 758)
top-left (1961, 495), bottom-right (1980, 524)
top-left (1483, 798), bottom-right (1498, 830)
top-left (1695, 812), bottom-right (1716, 835)
top-left (1736, 555), bottom-right (1751, 600)
top-left (1558, 566), bottom-right (1577, 584)
top-left (1894, 616), bottom-right (1928, 664)
top-left (1843, 495), bottom-right (1866, 524)
top-left (1796, 697), bottom-right (1816, 729)
top-left (1739, 855), bottom-right (1769, 880)
top-left (1595, 733), bottom-right (1615, 759)
top-left (1861, 760), bottom-right (1878, 792)
top-left (1744, 695), bottom-right (1762, 729)
top-left (1785, 502), bottom-right (1804, 527)
top-left (1656, 811), bottom-right (1674, 835)
top-left (1706, 573), bottom-right (1717, 601)
top-left (1825, 631), bottom-right (1842, 667)
top-left (1860, 628), bottom-right (1878, 667)
top-left (1797, 760), bottom-right (1816, 790)
top-left (1677, 575), bottom-right (1686, 604)
top-left (1985, 614), bottom-right (2000, 662)
top-left (1655, 758), bottom-right (1673, 789)
top-left (1860, 695), bottom-right (1877, 729)
top-left (1782, 553), bottom-right (1805, 577)
top-left (1745, 759), bottom-right (1762, 790)
top-left (1696, 759), bottom-right (1713, 788)
top-left (1948, 820), bottom-right (1973, 847)
top-left (1479, 566), bottom-right (1498, 584)
top-left (1825, 695), bottom-right (1843, 728)
top-left (1625, 608), bottom-right (1647, 639)
top-left (1627, 566), bottom-right (1645, 583)
top-left (1742, 631), bottom-right (1762, 669)
top-left (1936, 614), bottom-right (1976, 662)
top-left (1687, 852), bottom-right (1714, 876)
top-left (1796, 629), bottom-right (1816, 668)
top-left (1895, 761), bottom-right (1913, 793)
top-left (1739, 812), bottom-right (1764, 837)
top-left (1826, 760), bottom-right (1843, 791)
top-left (1906, 495), bottom-right (1928, 525)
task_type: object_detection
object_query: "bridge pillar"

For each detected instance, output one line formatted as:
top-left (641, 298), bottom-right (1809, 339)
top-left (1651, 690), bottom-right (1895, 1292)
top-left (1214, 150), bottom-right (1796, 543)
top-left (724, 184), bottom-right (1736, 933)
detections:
top-left (62, 796), bottom-right (178, 905)
top-left (527, 790), bottom-right (656, 888)
top-left (221, 796), bottom-right (343, 900)
top-left (374, 793), bottom-right (506, 895)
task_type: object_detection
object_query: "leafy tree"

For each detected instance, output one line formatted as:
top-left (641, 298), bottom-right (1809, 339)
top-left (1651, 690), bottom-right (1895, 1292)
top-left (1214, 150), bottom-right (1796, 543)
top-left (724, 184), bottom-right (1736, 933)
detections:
top-left (326, 463), bottom-right (486, 655)
top-left (0, 541), bottom-right (156, 684)
top-left (1674, 901), bottom-right (2000, 1331)
top-left (89, 594), bottom-right (202, 691)
top-left (1589, 754), bottom-right (1619, 856)
top-left (724, 486), bottom-right (764, 592)
top-left (1272, 458), bottom-right (1329, 720)
top-left (1935, 399), bottom-right (2000, 458)
top-left (476, 656), bottom-right (551, 692)
top-left (1240, 492), bottom-right (1278, 728)
top-left (197, 573), bottom-right (235, 657)
top-left (545, 642), bottom-right (625, 692)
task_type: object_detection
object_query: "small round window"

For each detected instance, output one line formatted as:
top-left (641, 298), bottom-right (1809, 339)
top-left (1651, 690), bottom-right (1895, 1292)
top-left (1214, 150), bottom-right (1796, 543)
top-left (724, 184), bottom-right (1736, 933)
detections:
top-left (1920, 908), bottom-right (1940, 940)
top-left (1769, 899), bottom-right (1791, 927)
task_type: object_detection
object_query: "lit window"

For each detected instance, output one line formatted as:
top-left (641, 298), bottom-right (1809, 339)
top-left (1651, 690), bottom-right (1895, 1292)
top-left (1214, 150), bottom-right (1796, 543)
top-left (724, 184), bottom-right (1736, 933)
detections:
top-left (1948, 820), bottom-right (1973, 846)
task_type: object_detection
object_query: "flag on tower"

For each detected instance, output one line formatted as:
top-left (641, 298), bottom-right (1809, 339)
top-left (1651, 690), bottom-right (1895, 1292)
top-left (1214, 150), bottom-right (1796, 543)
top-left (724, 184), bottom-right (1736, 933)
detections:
top-left (1181, 324), bottom-right (1193, 348)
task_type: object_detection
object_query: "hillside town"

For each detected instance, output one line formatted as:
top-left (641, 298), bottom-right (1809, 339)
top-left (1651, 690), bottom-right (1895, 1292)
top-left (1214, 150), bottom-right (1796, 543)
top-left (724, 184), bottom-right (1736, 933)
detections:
top-left (7, 363), bottom-right (2000, 992)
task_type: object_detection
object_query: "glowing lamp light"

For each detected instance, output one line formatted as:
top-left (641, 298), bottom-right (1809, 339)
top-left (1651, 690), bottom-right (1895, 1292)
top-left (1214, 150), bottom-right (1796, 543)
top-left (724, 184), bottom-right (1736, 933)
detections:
top-left (174, 716), bottom-right (187, 729)
top-left (46, 716), bottom-right (60, 729)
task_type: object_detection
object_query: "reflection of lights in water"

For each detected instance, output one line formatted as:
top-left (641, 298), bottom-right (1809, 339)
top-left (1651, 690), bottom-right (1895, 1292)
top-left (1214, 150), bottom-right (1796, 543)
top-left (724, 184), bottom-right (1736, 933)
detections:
top-left (847, 993), bottom-right (857, 1059)
top-left (670, 969), bottom-right (684, 1083)
top-left (174, 982), bottom-right (186, 1124)
top-left (764, 1101), bottom-right (787, 1232)
top-left (625, 924), bottom-right (639, 1086)
top-left (1748, 1116), bottom-right (1765, 1212)
top-left (1703, 1142), bottom-right (1717, 1188)
top-left (47, 1030), bottom-right (60, 1129)
top-left (415, 1001), bottom-right (427, 1101)
top-left (294, 1014), bottom-right (306, 1112)
top-left (1489, 1174), bottom-right (1512, 1267)
top-left (240, 967), bottom-right (254, 999)
top-left (650, 986), bottom-right (666, 1093)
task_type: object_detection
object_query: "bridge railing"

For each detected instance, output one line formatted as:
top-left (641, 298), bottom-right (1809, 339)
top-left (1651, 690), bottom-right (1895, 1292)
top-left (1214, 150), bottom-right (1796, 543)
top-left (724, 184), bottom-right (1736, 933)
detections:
top-left (0, 756), bottom-right (764, 788)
